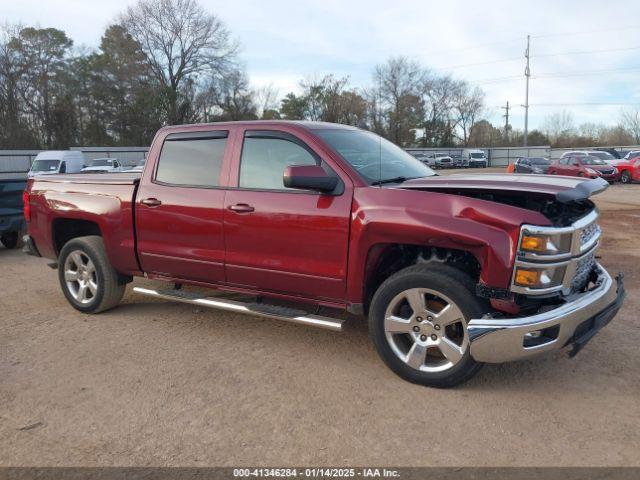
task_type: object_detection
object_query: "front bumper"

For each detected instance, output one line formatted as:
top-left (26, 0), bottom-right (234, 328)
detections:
top-left (468, 264), bottom-right (624, 363)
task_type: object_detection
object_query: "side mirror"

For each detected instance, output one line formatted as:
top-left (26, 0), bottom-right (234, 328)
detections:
top-left (283, 165), bottom-right (338, 193)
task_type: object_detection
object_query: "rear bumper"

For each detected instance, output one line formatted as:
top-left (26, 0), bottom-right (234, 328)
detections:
top-left (468, 264), bottom-right (624, 363)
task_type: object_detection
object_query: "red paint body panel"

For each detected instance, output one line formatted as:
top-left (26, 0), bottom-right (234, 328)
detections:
top-left (25, 121), bottom-right (584, 311)
top-left (614, 157), bottom-right (640, 182)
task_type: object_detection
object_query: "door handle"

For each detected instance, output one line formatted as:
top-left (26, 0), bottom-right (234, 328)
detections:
top-left (228, 203), bottom-right (255, 213)
top-left (141, 198), bottom-right (162, 207)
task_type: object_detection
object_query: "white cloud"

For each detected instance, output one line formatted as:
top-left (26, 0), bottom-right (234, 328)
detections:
top-left (5, 0), bottom-right (640, 129)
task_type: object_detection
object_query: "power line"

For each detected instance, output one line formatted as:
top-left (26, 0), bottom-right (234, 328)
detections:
top-left (534, 66), bottom-right (640, 79)
top-left (532, 45), bottom-right (640, 59)
top-left (531, 25), bottom-right (638, 39)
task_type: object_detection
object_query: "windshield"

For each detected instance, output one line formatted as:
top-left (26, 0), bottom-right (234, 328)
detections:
top-left (316, 129), bottom-right (436, 184)
top-left (470, 152), bottom-right (485, 158)
top-left (529, 157), bottom-right (551, 165)
top-left (591, 152), bottom-right (615, 161)
top-left (582, 156), bottom-right (606, 165)
top-left (30, 159), bottom-right (60, 172)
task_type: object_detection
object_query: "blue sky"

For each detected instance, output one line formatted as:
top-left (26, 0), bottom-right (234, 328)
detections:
top-left (4, 0), bottom-right (640, 131)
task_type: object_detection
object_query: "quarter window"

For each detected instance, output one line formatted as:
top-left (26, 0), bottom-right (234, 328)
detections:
top-left (156, 133), bottom-right (227, 187)
top-left (239, 134), bottom-right (318, 190)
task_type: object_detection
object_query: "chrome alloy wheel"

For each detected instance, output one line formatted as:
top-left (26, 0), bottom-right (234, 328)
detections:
top-left (384, 288), bottom-right (469, 373)
top-left (64, 250), bottom-right (98, 304)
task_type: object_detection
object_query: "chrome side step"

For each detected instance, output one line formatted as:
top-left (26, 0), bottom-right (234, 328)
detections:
top-left (133, 286), bottom-right (345, 332)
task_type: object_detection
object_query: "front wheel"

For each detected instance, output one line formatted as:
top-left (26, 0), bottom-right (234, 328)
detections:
top-left (58, 236), bottom-right (126, 313)
top-left (620, 170), bottom-right (632, 184)
top-left (369, 264), bottom-right (485, 388)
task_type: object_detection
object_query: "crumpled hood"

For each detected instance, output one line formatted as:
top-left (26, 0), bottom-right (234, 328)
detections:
top-left (399, 173), bottom-right (609, 203)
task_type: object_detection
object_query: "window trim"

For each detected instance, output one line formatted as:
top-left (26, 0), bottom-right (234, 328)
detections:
top-left (237, 130), bottom-right (343, 195)
top-left (152, 131), bottom-right (229, 189)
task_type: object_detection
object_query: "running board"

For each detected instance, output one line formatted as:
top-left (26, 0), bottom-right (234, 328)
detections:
top-left (133, 287), bottom-right (345, 332)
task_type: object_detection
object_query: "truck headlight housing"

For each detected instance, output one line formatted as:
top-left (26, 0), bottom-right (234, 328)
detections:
top-left (514, 265), bottom-right (565, 288)
top-left (521, 234), bottom-right (557, 253)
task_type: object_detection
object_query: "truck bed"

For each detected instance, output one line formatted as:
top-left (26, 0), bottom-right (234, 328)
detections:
top-left (27, 172), bottom-right (141, 275)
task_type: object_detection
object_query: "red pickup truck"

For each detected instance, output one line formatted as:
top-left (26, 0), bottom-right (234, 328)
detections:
top-left (23, 121), bottom-right (625, 387)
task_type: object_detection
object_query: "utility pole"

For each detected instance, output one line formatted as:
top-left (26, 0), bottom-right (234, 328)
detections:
top-left (501, 101), bottom-right (510, 143)
top-left (523, 34), bottom-right (531, 147)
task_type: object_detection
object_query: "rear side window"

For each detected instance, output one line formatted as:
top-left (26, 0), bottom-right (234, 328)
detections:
top-left (239, 133), bottom-right (318, 190)
top-left (156, 132), bottom-right (228, 187)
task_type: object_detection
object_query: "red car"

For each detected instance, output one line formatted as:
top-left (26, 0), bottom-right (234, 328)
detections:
top-left (22, 121), bottom-right (624, 388)
top-left (548, 153), bottom-right (619, 183)
top-left (613, 156), bottom-right (640, 184)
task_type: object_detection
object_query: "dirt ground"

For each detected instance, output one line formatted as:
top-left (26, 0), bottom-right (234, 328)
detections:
top-left (1, 179), bottom-right (639, 467)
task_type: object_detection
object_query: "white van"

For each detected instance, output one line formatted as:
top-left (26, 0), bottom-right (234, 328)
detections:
top-left (28, 151), bottom-right (85, 178)
top-left (462, 149), bottom-right (488, 168)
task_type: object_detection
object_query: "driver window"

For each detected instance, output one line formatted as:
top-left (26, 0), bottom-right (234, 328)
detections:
top-left (240, 133), bottom-right (318, 190)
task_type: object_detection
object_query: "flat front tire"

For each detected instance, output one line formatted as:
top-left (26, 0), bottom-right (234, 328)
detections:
top-left (58, 236), bottom-right (125, 313)
top-left (369, 264), bottom-right (485, 388)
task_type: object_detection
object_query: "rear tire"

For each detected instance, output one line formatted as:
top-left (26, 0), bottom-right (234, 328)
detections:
top-left (58, 236), bottom-right (125, 313)
top-left (0, 232), bottom-right (19, 249)
top-left (369, 264), bottom-right (485, 388)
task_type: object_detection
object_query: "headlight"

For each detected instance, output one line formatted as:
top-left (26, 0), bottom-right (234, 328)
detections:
top-left (532, 167), bottom-right (544, 173)
top-left (514, 265), bottom-right (566, 289)
top-left (585, 168), bottom-right (598, 175)
top-left (520, 233), bottom-right (559, 254)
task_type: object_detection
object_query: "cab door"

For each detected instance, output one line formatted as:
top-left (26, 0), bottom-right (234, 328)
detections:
top-left (135, 129), bottom-right (233, 284)
top-left (222, 128), bottom-right (353, 301)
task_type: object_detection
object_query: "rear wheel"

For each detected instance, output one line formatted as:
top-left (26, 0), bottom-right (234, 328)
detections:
top-left (58, 236), bottom-right (125, 313)
top-left (0, 232), bottom-right (19, 249)
top-left (369, 264), bottom-right (485, 388)
top-left (620, 170), bottom-right (632, 184)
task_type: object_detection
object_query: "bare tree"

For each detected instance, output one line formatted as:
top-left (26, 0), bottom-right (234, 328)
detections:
top-left (253, 83), bottom-right (280, 119)
top-left (542, 110), bottom-right (576, 146)
top-left (373, 57), bottom-right (426, 145)
top-left (120, 0), bottom-right (238, 124)
top-left (452, 82), bottom-right (484, 146)
top-left (620, 107), bottom-right (640, 143)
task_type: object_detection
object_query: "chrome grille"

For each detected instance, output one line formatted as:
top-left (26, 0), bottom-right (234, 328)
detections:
top-left (571, 251), bottom-right (596, 291)
top-left (580, 222), bottom-right (601, 247)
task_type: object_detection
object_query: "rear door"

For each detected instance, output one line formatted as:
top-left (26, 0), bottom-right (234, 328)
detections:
top-left (223, 128), bottom-right (353, 301)
top-left (135, 129), bottom-right (232, 284)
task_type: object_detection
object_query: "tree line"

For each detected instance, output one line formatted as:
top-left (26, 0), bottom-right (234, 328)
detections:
top-left (1, 0), bottom-right (639, 150)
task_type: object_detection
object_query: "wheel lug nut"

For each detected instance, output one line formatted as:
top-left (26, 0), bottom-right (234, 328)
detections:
top-left (431, 334), bottom-right (438, 341)
top-left (416, 316), bottom-right (422, 322)
top-left (434, 324), bottom-right (441, 330)
top-left (413, 326), bottom-right (420, 332)
top-left (427, 315), bottom-right (434, 321)
top-left (420, 335), bottom-right (427, 341)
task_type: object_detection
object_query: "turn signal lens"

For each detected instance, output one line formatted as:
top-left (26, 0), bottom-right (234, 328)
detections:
top-left (22, 190), bottom-right (31, 222)
top-left (514, 268), bottom-right (542, 287)
top-left (521, 235), bottom-right (548, 252)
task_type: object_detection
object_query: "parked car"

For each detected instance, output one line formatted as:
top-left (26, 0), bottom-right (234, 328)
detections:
top-left (612, 155), bottom-right (640, 184)
top-left (560, 150), bottom-right (617, 165)
top-left (593, 147), bottom-right (623, 159)
top-left (514, 157), bottom-right (552, 174)
top-left (81, 158), bottom-right (123, 173)
top-left (549, 154), bottom-right (619, 182)
top-left (450, 154), bottom-right (466, 168)
top-left (127, 159), bottom-right (146, 172)
top-left (462, 149), bottom-right (488, 168)
top-left (433, 153), bottom-right (453, 168)
top-left (621, 150), bottom-right (640, 161)
top-left (0, 173), bottom-right (26, 249)
top-left (28, 151), bottom-right (85, 178)
top-left (23, 121), bottom-right (624, 388)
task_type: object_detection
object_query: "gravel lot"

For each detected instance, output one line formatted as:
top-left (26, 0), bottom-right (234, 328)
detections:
top-left (1, 175), bottom-right (639, 467)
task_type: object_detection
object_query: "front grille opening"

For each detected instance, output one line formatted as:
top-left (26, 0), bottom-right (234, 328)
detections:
top-left (523, 325), bottom-right (560, 348)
